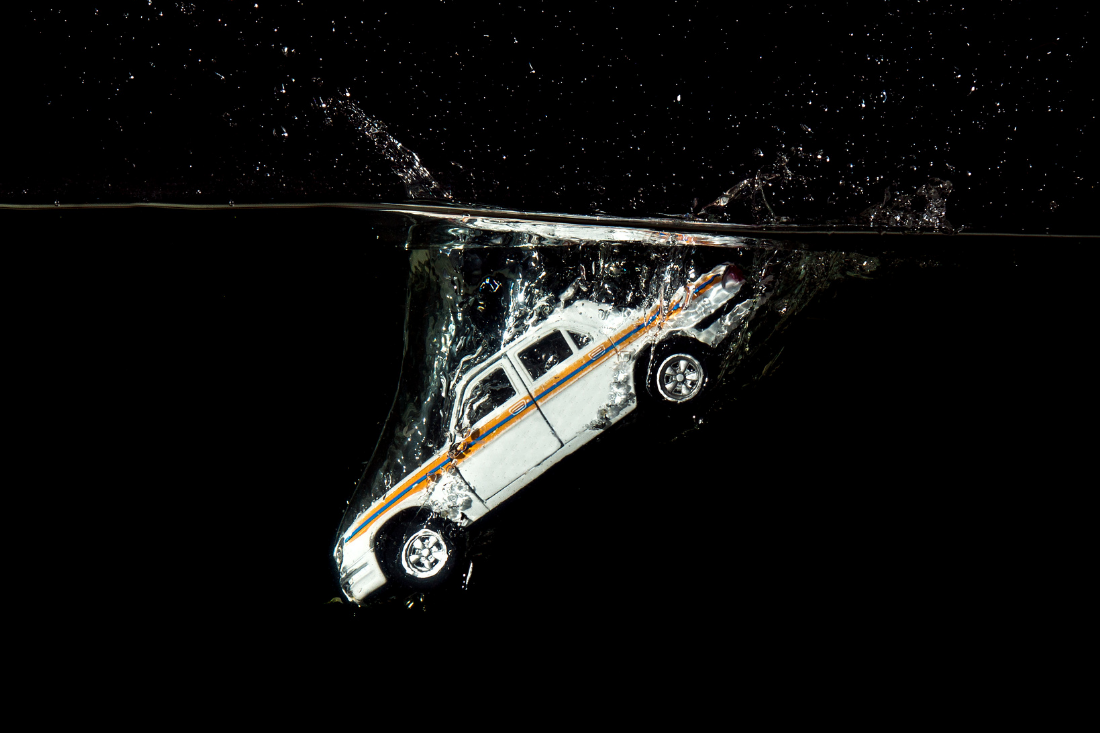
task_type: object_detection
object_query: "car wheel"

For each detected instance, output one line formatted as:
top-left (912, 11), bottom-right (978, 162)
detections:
top-left (381, 518), bottom-right (462, 589)
top-left (653, 351), bottom-right (707, 403)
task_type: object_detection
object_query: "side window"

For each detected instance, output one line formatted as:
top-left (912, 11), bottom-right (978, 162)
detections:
top-left (567, 330), bottom-right (593, 349)
top-left (463, 367), bottom-right (516, 428)
top-left (518, 330), bottom-right (573, 381)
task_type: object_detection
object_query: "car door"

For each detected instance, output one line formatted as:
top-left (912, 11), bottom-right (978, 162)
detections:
top-left (509, 325), bottom-right (619, 444)
top-left (453, 358), bottom-right (562, 502)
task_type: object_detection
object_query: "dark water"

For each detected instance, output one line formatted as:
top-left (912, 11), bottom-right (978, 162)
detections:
top-left (22, 207), bottom-right (1083, 636)
top-left (7, 3), bottom-right (1095, 659)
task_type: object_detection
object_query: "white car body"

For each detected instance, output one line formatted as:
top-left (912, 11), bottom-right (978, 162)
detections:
top-left (336, 262), bottom-right (751, 602)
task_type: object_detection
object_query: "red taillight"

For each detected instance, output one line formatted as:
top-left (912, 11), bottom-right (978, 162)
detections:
top-left (723, 264), bottom-right (745, 288)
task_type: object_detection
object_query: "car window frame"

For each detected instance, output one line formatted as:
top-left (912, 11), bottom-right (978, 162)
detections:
top-left (455, 360), bottom-right (520, 433)
top-left (563, 326), bottom-right (597, 352)
top-left (513, 328), bottom-right (578, 384)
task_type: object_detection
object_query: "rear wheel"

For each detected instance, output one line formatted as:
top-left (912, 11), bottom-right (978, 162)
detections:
top-left (653, 351), bottom-right (707, 403)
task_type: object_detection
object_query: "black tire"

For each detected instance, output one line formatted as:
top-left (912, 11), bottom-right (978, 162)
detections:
top-left (379, 516), bottom-right (463, 590)
top-left (650, 346), bottom-right (709, 403)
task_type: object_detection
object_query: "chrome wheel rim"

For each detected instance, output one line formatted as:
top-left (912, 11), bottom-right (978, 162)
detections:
top-left (400, 528), bottom-right (450, 578)
top-left (656, 353), bottom-right (703, 402)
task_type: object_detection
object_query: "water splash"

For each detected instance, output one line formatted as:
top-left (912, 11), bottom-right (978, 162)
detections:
top-left (322, 97), bottom-right (451, 200)
top-left (858, 178), bottom-right (954, 230)
top-left (698, 151), bottom-right (808, 224)
top-left (697, 144), bottom-right (954, 231)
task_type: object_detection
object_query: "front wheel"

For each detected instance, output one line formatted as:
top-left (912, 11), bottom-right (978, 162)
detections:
top-left (380, 518), bottom-right (462, 589)
top-left (653, 351), bottom-right (707, 403)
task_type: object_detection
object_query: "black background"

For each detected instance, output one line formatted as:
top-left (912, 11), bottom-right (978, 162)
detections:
top-left (5, 1), bottom-right (1094, 660)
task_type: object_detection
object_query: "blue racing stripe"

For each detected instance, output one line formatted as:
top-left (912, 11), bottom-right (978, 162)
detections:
top-left (470, 399), bottom-right (531, 445)
top-left (607, 274), bottom-right (718, 352)
top-left (346, 457), bottom-right (454, 539)
top-left (534, 352), bottom-right (602, 402)
top-left (694, 275), bottom-right (719, 294)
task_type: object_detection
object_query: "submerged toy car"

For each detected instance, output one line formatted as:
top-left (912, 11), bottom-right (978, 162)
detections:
top-left (335, 262), bottom-right (751, 601)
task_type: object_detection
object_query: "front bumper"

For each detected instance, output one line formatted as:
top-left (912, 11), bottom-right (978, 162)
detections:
top-left (336, 537), bottom-right (388, 602)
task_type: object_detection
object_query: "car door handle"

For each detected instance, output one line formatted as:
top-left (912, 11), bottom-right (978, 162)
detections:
top-left (509, 399), bottom-right (528, 415)
top-left (588, 345), bottom-right (606, 360)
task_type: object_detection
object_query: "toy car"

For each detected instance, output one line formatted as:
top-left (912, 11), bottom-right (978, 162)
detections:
top-left (335, 261), bottom-right (751, 602)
